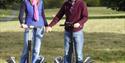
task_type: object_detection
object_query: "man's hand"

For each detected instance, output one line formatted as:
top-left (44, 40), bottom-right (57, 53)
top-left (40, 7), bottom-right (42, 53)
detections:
top-left (74, 23), bottom-right (80, 28)
top-left (46, 26), bottom-right (52, 32)
top-left (20, 24), bottom-right (28, 29)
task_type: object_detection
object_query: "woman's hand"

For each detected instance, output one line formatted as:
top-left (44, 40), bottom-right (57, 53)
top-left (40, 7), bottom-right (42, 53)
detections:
top-left (20, 24), bottom-right (28, 29)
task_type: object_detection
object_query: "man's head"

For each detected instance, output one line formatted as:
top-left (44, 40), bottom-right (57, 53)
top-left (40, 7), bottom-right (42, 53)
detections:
top-left (68, 0), bottom-right (76, 2)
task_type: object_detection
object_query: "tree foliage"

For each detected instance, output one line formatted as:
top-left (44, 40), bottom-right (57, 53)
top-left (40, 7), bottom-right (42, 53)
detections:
top-left (0, 0), bottom-right (125, 11)
top-left (101, 0), bottom-right (125, 11)
top-left (84, 0), bottom-right (101, 6)
top-left (0, 0), bottom-right (21, 9)
top-left (44, 0), bottom-right (64, 8)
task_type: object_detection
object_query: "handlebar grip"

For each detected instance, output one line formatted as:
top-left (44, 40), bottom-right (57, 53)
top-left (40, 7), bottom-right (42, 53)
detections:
top-left (59, 24), bottom-right (65, 26)
top-left (28, 26), bottom-right (34, 29)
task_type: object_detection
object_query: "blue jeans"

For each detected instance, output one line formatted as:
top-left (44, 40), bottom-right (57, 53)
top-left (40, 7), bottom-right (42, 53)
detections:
top-left (20, 27), bottom-right (44, 63)
top-left (64, 30), bottom-right (84, 63)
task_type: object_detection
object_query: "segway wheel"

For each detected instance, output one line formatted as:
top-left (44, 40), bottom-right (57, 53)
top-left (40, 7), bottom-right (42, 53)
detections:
top-left (6, 56), bottom-right (16, 63)
top-left (54, 56), bottom-right (63, 63)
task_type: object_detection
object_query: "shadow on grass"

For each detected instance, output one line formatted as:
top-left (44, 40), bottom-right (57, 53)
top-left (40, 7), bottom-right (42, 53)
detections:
top-left (0, 31), bottom-right (125, 62)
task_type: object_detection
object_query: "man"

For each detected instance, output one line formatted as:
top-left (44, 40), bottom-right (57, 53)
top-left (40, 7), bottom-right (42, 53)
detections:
top-left (46, 0), bottom-right (88, 63)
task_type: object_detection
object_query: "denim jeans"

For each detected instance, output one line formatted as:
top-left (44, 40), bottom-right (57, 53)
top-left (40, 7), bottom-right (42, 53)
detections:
top-left (20, 27), bottom-right (44, 63)
top-left (64, 30), bottom-right (84, 63)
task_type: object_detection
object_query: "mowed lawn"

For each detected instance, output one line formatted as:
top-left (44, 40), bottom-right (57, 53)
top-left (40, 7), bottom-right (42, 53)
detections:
top-left (0, 7), bottom-right (125, 63)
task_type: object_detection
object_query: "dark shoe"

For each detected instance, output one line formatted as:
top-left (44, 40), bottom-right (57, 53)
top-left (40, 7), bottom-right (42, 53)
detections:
top-left (77, 61), bottom-right (83, 63)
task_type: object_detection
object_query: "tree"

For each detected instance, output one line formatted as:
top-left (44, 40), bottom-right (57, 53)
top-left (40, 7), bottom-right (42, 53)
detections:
top-left (0, 0), bottom-right (64, 9)
top-left (85, 0), bottom-right (101, 6)
top-left (101, 0), bottom-right (125, 11)
top-left (0, 0), bottom-right (21, 9)
top-left (0, 0), bottom-right (8, 9)
top-left (44, 0), bottom-right (64, 8)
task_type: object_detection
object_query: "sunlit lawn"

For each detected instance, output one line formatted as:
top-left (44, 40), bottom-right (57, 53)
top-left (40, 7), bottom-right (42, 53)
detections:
top-left (0, 7), bottom-right (125, 63)
top-left (0, 18), bottom-right (125, 63)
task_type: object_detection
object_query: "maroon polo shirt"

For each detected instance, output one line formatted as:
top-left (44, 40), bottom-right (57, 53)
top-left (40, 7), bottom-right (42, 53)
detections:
top-left (49, 0), bottom-right (88, 32)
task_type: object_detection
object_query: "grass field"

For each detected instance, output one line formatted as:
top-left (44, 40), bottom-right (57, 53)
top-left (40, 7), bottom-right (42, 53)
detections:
top-left (0, 7), bottom-right (125, 17)
top-left (0, 7), bottom-right (125, 63)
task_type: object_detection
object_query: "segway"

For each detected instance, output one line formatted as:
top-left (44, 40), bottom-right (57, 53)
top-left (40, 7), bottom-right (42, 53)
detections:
top-left (27, 26), bottom-right (46, 63)
top-left (7, 26), bottom-right (45, 63)
top-left (27, 26), bottom-right (33, 63)
top-left (84, 56), bottom-right (93, 63)
top-left (54, 24), bottom-right (93, 63)
top-left (54, 24), bottom-right (76, 63)
top-left (54, 56), bottom-right (64, 63)
top-left (6, 56), bottom-right (16, 63)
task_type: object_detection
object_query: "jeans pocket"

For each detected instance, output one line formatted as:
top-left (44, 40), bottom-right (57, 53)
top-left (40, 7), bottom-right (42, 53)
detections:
top-left (36, 27), bottom-right (45, 38)
top-left (41, 27), bottom-right (45, 35)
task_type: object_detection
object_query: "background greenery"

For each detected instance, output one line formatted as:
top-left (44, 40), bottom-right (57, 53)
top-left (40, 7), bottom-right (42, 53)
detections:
top-left (0, 7), bottom-right (125, 63)
top-left (0, 0), bottom-right (125, 11)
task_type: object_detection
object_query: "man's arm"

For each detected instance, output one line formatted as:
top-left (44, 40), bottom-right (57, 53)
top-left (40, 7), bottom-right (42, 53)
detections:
top-left (48, 3), bottom-right (66, 27)
top-left (77, 2), bottom-right (88, 27)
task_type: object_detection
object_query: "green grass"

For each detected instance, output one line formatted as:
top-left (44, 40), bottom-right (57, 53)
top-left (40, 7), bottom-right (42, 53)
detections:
top-left (0, 18), bottom-right (125, 63)
top-left (0, 9), bottom-right (18, 17)
top-left (0, 7), bottom-right (125, 63)
top-left (0, 7), bottom-right (125, 22)
top-left (0, 7), bottom-right (125, 17)
top-left (45, 7), bottom-right (125, 17)
top-left (88, 7), bottom-right (124, 15)
top-left (1, 19), bottom-right (124, 34)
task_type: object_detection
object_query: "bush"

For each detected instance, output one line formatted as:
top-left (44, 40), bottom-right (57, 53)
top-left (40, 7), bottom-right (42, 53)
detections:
top-left (100, 0), bottom-right (125, 11)
top-left (0, 0), bottom-right (103, 9)
top-left (85, 0), bottom-right (101, 6)
top-left (44, 0), bottom-right (64, 9)
top-left (0, 0), bottom-right (21, 9)
top-left (0, 0), bottom-right (64, 9)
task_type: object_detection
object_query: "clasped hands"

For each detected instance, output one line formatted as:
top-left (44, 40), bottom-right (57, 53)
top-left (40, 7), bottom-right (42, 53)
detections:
top-left (46, 23), bottom-right (80, 32)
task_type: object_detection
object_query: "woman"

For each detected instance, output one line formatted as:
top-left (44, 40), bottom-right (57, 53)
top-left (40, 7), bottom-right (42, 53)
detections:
top-left (46, 0), bottom-right (88, 63)
top-left (18, 0), bottom-right (48, 63)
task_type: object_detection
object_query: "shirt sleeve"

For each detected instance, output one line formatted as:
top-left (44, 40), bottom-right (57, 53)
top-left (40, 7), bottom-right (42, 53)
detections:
top-left (48, 3), bottom-right (66, 27)
top-left (78, 2), bottom-right (88, 27)
top-left (42, 4), bottom-right (48, 27)
top-left (18, 1), bottom-right (26, 24)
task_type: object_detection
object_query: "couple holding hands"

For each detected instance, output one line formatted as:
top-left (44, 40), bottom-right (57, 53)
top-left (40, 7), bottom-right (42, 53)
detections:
top-left (18, 0), bottom-right (88, 63)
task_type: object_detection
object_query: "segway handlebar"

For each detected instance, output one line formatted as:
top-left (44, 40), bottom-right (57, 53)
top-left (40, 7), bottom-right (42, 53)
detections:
top-left (59, 24), bottom-right (65, 26)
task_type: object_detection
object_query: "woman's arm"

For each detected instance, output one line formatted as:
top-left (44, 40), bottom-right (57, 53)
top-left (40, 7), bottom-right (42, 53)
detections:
top-left (42, 4), bottom-right (48, 27)
top-left (18, 1), bottom-right (26, 24)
